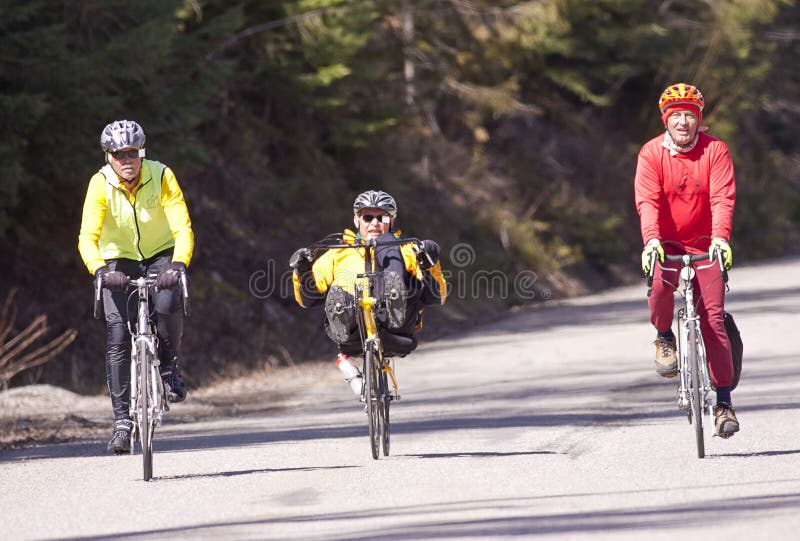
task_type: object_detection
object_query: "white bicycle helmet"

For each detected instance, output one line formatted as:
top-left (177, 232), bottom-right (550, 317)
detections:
top-left (353, 190), bottom-right (398, 217)
top-left (100, 120), bottom-right (146, 152)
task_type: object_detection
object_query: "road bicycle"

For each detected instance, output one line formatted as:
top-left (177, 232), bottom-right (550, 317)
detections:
top-left (94, 272), bottom-right (190, 480)
top-left (646, 246), bottom-right (726, 458)
top-left (306, 235), bottom-right (429, 459)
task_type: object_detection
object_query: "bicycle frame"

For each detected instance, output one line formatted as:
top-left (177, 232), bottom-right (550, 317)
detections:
top-left (354, 248), bottom-right (401, 401)
top-left (94, 271), bottom-right (189, 480)
top-left (127, 277), bottom-right (166, 454)
top-left (647, 247), bottom-right (726, 458)
top-left (666, 257), bottom-right (713, 410)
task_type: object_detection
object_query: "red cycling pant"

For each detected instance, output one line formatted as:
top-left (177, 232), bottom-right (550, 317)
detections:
top-left (649, 260), bottom-right (733, 387)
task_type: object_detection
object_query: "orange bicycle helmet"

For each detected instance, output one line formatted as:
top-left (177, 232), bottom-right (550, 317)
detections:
top-left (658, 83), bottom-right (704, 113)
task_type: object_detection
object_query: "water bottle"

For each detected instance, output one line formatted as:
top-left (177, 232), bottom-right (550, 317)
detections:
top-left (336, 354), bottom-right (363, 395)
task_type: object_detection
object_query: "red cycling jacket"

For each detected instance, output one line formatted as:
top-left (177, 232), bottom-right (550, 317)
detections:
top-left (634, 131), bottom-right (736, 253)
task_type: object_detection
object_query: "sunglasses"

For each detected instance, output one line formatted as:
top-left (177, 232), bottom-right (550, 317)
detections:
top-left (110, 149), bottom-right (140, 160)
top-left (360, 214), bottom-right (391, 224)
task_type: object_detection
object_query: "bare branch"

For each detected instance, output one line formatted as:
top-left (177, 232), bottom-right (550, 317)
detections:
top-left (0, 291), bottom-right (78, 388)
top-left (6, 330), bottom-right (77, 376)
top-left (0, 289), bottom-right (19, 344)
top-left (0, 316), bottom-right (48, 368)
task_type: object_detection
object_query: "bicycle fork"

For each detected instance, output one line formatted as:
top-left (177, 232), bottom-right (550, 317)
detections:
top-left (383, 362), bottom-right (400, 401)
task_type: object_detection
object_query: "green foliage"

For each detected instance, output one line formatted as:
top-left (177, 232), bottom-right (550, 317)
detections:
top-left (1, 0), bottom-right (799, 390)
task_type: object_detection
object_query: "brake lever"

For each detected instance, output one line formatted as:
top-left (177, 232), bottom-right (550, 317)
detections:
top-left (716, 246), bottom-right (729, 290)
top-left (646, 251), bottom-right (657, 297)
top-left (93, 276), bottom-right (103, 319)
top-left (180, 271), bottom-right (191, 317)
top-left (417, 242), bottom-right (435, 268)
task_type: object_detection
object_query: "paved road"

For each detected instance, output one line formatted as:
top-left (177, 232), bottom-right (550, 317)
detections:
top-left (2, 257), bottom-right (799, 541)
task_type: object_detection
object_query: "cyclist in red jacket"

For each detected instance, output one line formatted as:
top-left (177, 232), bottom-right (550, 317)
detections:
top-left (634, 83), bottom-right (739, 438)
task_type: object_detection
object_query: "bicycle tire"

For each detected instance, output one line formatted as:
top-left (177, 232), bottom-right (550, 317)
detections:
top-left (380, 369), bottom-right (390, 456)
top-left (139, 342), bottom-right (153, 480)
top-left (688, 324), bottom-right (705, 458)
top-left (364, 346), bottom-right (380, 460)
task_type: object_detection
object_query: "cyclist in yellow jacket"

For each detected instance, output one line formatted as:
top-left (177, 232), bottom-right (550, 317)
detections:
top-left (290, 190), bottom-right (446, 393)
top-left (78, 120), bottom-right (194, 454)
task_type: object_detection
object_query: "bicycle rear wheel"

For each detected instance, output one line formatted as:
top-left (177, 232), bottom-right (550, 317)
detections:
top-left (138, 343), bottom-right (154, 480)
top-left (688, 325), bottom-right (705, 459)
top-left (364, 345), bottom-right (381, 460)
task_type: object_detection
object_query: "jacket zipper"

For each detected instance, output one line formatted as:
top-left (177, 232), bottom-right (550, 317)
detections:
top-left (114, 179), bottom-right (151, 260)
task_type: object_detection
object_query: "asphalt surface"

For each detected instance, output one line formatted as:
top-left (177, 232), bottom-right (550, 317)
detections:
top-left (2, 256), bottom-right (799, 541)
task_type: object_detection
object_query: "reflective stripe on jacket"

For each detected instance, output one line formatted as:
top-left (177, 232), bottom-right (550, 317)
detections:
top-left (78, 159), bottom-right (194, 274)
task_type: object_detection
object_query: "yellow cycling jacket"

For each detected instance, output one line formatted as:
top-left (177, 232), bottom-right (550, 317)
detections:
top-left (78, 159), bottom-right (194, 274)
top-left (293, 229), bottom-right (447, 308)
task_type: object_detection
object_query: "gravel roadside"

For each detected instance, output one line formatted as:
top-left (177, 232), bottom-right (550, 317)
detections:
top-left (0, 360), bottom-right (338, 450)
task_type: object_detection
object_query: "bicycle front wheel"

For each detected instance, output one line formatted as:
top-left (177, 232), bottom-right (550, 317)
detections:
top-left (380, 368), bottom-right (390, 457)
top-left (688, 325), bottom-right (705, 459)
top-left (364, 345), bottom-right (381, 460)
top-left (138, 342), bottom-right (153, 480)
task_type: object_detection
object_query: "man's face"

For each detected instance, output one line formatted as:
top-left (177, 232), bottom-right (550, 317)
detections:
top-left (666, 110), bottom-right (699, 146)
top-left (108, 147), bottom-right (142, 183)
top-left (354, 208), bottom-right (393, 240)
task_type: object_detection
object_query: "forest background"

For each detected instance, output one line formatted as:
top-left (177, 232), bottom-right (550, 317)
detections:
top-left (1, 0), bottom-right (798, 394)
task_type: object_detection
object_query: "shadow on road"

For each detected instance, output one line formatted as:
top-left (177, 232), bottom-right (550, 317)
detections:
top-left (0, 407), bottom-right (661, 463)
top-left (3, 369), bottom-right (798, 465)
top-left (421, 298), bottom-right (649, 352)
top-left (725, 286), bottom-right (800, 307)
top-left (398, 450), bottom-right (558, 459)
top-left (421, 283), bottom-right (799, 357)
top-left (55, 490), bottom-right (800, 540)
top-left (712, 449), bottom-right (800, 459)
top-left (156, 464), bottom-right (357, 482)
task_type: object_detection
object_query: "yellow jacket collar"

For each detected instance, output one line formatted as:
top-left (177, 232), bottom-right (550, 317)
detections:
top-left (102, 160), bottom-right (153, 190)
top-left (346, 228), bottom-right (402, 243)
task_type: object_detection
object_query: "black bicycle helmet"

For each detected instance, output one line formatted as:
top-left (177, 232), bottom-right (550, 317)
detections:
top-left (100, 120), bottom-right (146, 152)
top-left (352, 190), bottom-right (398, 217)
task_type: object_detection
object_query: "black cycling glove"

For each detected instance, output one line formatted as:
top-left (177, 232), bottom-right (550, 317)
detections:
top-left (418, 240), bottom-right (440, 269)
top-left (95, 265), bottom-right (129, 292)
top-left (289, 248), bottom-right (313, 272)
top-left (156, 262), bottom-right (186, 290)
